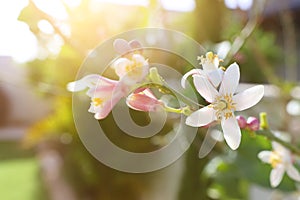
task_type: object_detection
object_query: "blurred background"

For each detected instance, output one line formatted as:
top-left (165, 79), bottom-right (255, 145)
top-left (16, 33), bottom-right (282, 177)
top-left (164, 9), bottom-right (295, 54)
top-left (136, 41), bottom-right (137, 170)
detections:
top-left (1, 0), bottom-right (300, 199)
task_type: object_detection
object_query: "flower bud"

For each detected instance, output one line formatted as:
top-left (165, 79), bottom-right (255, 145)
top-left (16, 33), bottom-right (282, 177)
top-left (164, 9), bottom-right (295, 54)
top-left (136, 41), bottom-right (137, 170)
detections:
top-left (126, 89), bottom-right (163, 112)
top-left (236, 115), bottom-right (247, 129)
top-left (247, 117), bottom-right (260, 131)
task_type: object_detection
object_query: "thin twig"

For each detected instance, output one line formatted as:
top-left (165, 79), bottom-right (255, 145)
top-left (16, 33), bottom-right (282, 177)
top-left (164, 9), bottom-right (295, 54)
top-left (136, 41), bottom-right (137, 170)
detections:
top-left (224, 0), bottom-right (267, 65)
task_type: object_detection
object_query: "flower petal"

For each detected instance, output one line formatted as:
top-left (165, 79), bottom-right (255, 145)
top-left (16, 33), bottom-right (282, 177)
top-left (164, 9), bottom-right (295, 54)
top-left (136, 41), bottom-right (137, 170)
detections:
top-left (93, 90), bottom-right (124, 119)
top-left (233, 85), bottom-right (264, 111)
top-left (258, 151), bottom-right (272, 163)
top-left (220, 63), bottom-right (240, 94)
top-left (193, 75), bottom-right (218, 103)
top-left (86, 85), bottom-right (115, 97)
top-left (198, 126), bottom-right (222, 158)
top-left (271, 142), bottom-right (291, 158)
top-left (221, 116), bottom-right (241, 150)
top-left (129, 40), bottom-right (142, 49)
top-left (67, 80), bottom-right (87, 92)
top-left (185, 106), bottom-right (215, 127)
top-left (126, 92), bottom-right (162, 112)
top-left (270, 166), bottom-right (285, 187)
top-left (286, 165), bottom-right (300, 182)
top-left (207, 68), bottom-right (224, 87)
top-left (67, 74), bottom-right (117, 92)
top-left (181, 69), bottom-right (203, 88)
top-left (111, 57), bottom-right (132, 78)
top-left (113, 39), bottom-right (131, 55)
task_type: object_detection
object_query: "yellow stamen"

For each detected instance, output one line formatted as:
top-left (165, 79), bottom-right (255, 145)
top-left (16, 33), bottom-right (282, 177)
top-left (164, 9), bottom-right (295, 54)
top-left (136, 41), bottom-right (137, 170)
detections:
top-left (206, 52), bottom-right (214, 61)
top-left (125, 59), bottom-right (143, 77)
top-left (270, 152), bottom-right (282, 168)
top-left (211, 94), bottom-right (236, 120)
top-left (220, 66), bottom-right (226, 71)
top-left (92, 98), bottom-right (104, 107)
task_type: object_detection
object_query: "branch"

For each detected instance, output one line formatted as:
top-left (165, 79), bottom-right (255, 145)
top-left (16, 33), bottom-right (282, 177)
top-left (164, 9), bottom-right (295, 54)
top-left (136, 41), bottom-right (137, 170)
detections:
top-left (224, 0), bottom-right (267, 65)
top-left (257, 129), bottom-right (300, 156)
top-left (28, 0), bottom-right (86, 58)
top-left (257, 112), bottom-right (300, 156)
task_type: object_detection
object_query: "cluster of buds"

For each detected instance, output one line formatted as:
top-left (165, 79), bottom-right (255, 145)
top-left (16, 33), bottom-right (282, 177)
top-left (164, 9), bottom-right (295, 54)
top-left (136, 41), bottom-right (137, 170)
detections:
top-left (236, 115), bottom-right (260, 131)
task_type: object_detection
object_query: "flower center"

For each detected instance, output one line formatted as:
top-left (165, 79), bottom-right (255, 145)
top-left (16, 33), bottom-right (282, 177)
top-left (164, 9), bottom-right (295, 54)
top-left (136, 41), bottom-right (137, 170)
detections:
top-left (211, 94), bottom-right (236, 120)
top-left (92, 97), bottom-right (104, 107)
top-left (270, 151), bottom-right (282, 168)
top-left (125, 61), bottom-right (143, 77)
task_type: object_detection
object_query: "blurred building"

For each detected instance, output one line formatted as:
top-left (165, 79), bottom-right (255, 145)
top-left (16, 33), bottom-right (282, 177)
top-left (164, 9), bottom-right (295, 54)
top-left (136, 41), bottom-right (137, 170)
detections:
top-left (0, 56), bottom-right (50, 140)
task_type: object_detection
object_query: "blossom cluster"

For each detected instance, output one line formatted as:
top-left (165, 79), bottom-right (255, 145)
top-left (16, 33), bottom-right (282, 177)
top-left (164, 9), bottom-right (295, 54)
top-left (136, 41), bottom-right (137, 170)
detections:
top-left (68, 38), bottom-right (300, 188)
top-left (67, 39), bottom-right (163, 119)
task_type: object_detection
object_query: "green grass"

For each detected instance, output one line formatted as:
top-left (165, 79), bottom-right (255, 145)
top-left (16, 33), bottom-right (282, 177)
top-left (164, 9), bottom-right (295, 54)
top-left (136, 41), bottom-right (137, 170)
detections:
top-left (0, 158), bottom-right (47, 200)
top-left (0, 142), bottom-right (48, 200)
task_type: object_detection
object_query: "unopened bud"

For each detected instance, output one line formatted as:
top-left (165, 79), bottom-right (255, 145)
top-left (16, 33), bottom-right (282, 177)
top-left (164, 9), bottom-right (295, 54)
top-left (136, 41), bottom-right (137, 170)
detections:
top-left (236, 115), bottom-right (247, 129)
top-left (247, 117), bottom-right (260, 131)
top-left (126, 89), bottom-right (163, 112)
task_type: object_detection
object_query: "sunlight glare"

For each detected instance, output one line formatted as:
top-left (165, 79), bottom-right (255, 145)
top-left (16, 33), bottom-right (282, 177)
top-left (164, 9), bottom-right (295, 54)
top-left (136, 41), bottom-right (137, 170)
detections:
top-left (32, 0), bottom-right (68, 20)
top-left (225, 0), bottom-right (253, 10)
top-left (62, 0), bottom-right (82, 8)
top-left (0, 0), bottom-right (38, 62)
top-left (160, 0), bottom-right (195, 12)
top-left (0, 22), bottom-right (38, 63)
top-left (93, 0), bottom-right (149, 7)
top-left (38, 20), bottom-right (54, 34)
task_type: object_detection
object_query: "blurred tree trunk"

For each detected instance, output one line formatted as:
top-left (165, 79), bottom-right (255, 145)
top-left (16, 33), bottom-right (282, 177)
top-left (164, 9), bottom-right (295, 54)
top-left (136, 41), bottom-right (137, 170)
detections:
top-left (193, 0), bottom-right (226, 43)
top-left (37, 141), bottom-right (78, 200)
top-left (177, 2), bottom-right (226, 198)
top-left (177, 133), bottom-right (211, 200)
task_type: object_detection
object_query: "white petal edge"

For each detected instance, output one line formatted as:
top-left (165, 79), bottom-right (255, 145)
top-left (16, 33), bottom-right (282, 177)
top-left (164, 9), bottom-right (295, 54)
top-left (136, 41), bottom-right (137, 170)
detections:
top-left (286, 165), bottom-right (300, 182)
top-left (181, 69), bottom-right (203, 88)
top-left (198, 126), bottom-right (222, 158)
top-left (193, 75), bottom-right (218, 103)
top-left (271, 142), bottom-right (291, 158)
top-left (67, 80), bottom-right (85, 92)
top-left (67, 74), bottom-right (109, 92)
top-left (220, 63), bottom-right (240, 94)
top-left (111, 57), bottom-right (132, 78)
top-left (258, 151), bottom-right (272, 163)
top-left (221, 116), bottom-right (241, 150)
top-left (270, 166), bottom-right (285, 187)
top-left (131, 54), bottom-right (147, 63)
top-left (185, 106), bottom-right (215, 127)
top-left (233, 85), bottom-right (264, 111)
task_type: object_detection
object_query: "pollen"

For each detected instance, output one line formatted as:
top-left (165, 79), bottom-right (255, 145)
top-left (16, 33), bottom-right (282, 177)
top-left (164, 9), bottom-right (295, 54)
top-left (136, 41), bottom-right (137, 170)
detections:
top-left (211, 93), bottom-right (236, 120)
top-left (92, 97), bottom-right (104, 107)
top-left (125, 60), bottom-right (143, 77)
top-left (206, 52), bottom-right (214, 61)
top-left (270, 152), bottom-right (282, 168)
top-left (198, 51), bottom-right (220, 66)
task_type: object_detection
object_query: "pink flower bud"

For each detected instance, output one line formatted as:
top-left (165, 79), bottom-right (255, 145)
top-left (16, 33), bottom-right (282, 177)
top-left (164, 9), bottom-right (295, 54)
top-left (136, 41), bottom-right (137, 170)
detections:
top-left (247, 117), bottom-right (260, 131)
top-left (236, 115), bottom-right (247, 129)
top-left (126, 89), bottom-right (163, 112)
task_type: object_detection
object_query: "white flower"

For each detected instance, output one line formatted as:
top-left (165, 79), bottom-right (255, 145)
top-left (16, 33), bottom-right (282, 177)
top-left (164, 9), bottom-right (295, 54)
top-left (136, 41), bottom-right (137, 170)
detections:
top-left (111, 39), bottom-right (149, 85)
top-left (185, 63), bottom-right (264, 150)
top-left (181, 52), bottom-right (224, 88)
top-left (111, 54), bottom-right (149, 85)
top-left (258, 142), bottom-right (300, 187)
